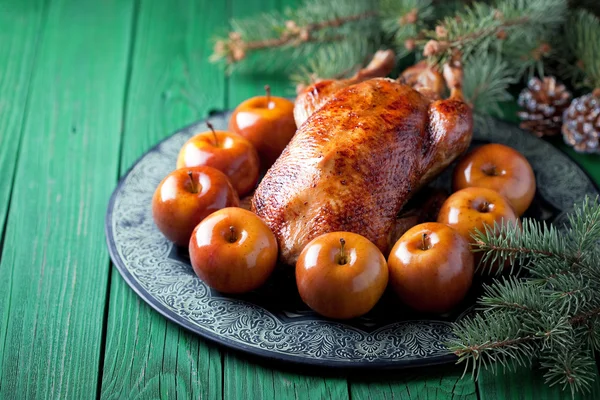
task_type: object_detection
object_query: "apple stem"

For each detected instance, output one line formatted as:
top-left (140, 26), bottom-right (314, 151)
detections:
top-left (421, 233), bottom-right (431, 251)
top-left (229, 226), bottom-right (237, 243)
top-left (338, 238), bottom-right (347, 265)
top-left (187, 171), bottom-right (197, 193)
top-left (206, 121), bottom-right (218, 147)
top-left (484, 166), bottom-right (497, 176)
top-left (265, 85), bottom-right (271, 107)
top-left (479, 201), bottom-right (490, 213)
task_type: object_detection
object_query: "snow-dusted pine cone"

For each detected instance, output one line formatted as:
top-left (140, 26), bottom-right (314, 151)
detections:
top-left (562, 92), bottom-right (600, 154)
top-left (517, 76), bottom-right (572, 137)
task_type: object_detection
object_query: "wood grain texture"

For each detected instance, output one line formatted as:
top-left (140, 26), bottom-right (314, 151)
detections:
top-left (479, 366), bottom-right (600, 400)
top-left (349, 366), bottom-right (477, 400)
top-left (99, 0), bottom-right (226, 398)
top-left (0, 0), bottom-right (46, 248)
top-left (223, 356), bottom-right (348, 400)
top-left (0, 0), bottom-right (134, 398)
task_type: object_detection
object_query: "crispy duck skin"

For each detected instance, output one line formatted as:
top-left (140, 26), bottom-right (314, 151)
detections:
top-left (293, 50), bottom-right (396, 128)
top-left (252, 77), bottom-right (472, 265)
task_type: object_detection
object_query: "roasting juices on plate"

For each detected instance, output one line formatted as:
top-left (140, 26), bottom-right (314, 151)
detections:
top-left (150, 53), bottom-right (537, 318)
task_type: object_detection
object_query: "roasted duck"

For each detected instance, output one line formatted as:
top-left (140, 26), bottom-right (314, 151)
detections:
top-left (252, 61), bottom-right (473, 265)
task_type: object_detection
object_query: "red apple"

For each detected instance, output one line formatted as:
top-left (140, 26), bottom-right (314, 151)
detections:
top-left (453, 143), bottom-right (536, 216)
top-left (229, 85), bottom-right (296, 168)
top-left (437, 187), bottom-right (519, 245)
top-left (176, 122), bottom-right (260, 196)
top-left (295, 232), bottom-right (389, 319)
top-left (388, 222), bottom-right (474, 313)
top-left (189, 207), bottom-right (278, 293)
top-left (152, 167), bottom-right (239, 246)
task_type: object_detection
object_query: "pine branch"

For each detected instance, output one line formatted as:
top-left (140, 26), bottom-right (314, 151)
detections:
top-left (449, 312), bottom-right (538, 376)
top-left (479, 277), bottom-right (545, 313)
top-left (211, 0), bottom-right (380, 75)
top-left (561, 9), bottom-right (600, 89)
top-left (570, 307), bottom-right (600, 325)
top-left (230, 11), bottom-right (377, 54)
top-left (380, 0), bottom-right (434, 59)
top-left (451, 196), bottom-right (600, 395)
top-left (289, 35), bottom-right (374, 86)
top-left (462, 50), bottom-right (516, 116)
top-left (471, 218), bottom-right (573, 275)
top-left (540, 346), bottom-right (597, 397)
top-left (416, 0), bottom-right (566, 76)
top-left (567, 195), bottom-right (600, 258)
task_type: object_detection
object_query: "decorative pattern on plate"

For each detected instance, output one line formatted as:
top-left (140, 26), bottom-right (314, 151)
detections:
top-left (106, 113), bottom-right (598, 367)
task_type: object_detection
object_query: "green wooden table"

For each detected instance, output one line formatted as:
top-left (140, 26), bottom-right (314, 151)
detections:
top-left (1, 1), bottom-right (599, 398)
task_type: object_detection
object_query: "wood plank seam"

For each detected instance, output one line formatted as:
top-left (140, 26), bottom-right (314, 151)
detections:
top-left (0, 0), bottom-right (50, 385)
top-left (94, 0), bottom-right (142, 397)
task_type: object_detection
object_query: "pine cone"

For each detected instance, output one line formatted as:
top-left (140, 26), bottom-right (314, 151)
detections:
top-left (517, 76), bottom-right (572, 137)
top-left (562, 92), bottom-right (600, 154)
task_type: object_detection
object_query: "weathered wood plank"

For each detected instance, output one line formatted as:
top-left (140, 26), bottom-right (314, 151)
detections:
top-left (223, 356), bottom-right (348, 400)
top-left (99, 0), bottom-right (226, 398)
top-left (479, 366), bottom-right (600, 400)
top-left (349, 366), bottom-right (477, 400)
top-left (0, 0), bottom-right (134, 398)
top-left (0, 0), bottom-right (46, 246)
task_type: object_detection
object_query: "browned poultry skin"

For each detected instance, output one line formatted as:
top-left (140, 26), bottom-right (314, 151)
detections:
top-left (294, 50), bottom-right (395, 127)
top-left (252, 78), bottom-right (472, 265)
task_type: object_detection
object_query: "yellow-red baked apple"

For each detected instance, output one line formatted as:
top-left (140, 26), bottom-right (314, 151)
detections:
top-left (176, 123), bottom-right (260, 196)
top-left (388, 222), bottom-right (474, 313)
top-left (229, 85), bottom-right (296, 168)
top-left (437, 187), bottom-right (519, 244)
top-left (295, 232), bottom-right (388, 320)
top-left (152, 167), bottom-right (239, 246)
top-left (189, 207), bottom-right (278, 293)
top-left (453, 143), bottom-right (536, 216)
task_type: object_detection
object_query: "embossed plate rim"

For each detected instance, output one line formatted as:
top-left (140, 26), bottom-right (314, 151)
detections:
top-left (105, 111), bottom-right (599, 369)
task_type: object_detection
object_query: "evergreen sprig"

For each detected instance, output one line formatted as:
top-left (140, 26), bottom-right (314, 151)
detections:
top-left (416, 0), bottom-right (565, 70)
top-left (461, 50), bottom-right (516, 119)
top-left (380, 0), bottom-right (434, 59)
top-left (560, 9), bottom-right (600, 90)
top-left (210, 0), bottom-right (582, 116)
top-left (211, 0), bottom-right (380, 74)
top-left (449, 196), bottom-right (600, 396)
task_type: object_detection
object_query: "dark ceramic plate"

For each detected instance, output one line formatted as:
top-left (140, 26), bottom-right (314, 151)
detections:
top-left (105, 112), bottom-right (599, 368)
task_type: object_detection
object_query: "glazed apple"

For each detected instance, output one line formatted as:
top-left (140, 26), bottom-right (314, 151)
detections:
top-left (295, 232), bottom-right (388, 319)
top-left (388, 222), bottom-right (474, 313)
top-left (453, 143), bottom-right (536, 216)
top-left (176, 122), bottom-right (260, 196)
top-left (152, 167), bottom-right (239, 246)
top-left (229, 85), bottom-right (296, 168)
top-left (437, 187), bottom-right (519, 244)
top-left (189, 207), bottom-right (278, 293)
